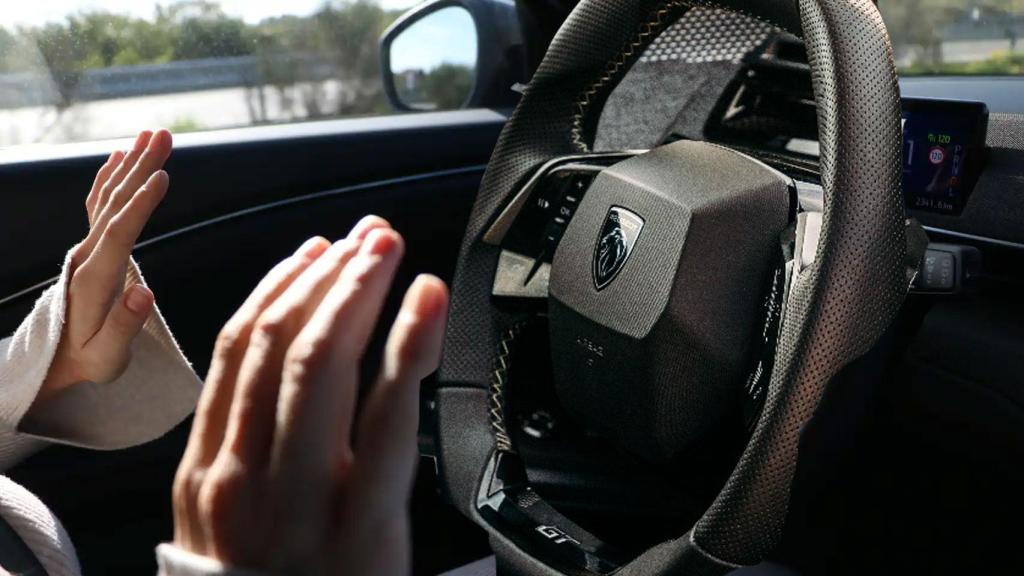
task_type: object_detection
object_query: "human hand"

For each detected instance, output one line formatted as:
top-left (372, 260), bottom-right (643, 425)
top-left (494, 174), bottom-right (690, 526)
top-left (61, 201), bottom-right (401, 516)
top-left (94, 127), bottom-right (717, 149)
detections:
top-left (39, 129), bottom-right (173, 406)
top-left (172, 217), bottom-right (449, 575)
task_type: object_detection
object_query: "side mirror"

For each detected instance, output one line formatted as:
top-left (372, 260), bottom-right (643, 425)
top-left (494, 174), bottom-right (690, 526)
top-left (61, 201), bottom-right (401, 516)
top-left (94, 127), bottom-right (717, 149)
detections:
top-left (380, 0), bottom-right (523, 111)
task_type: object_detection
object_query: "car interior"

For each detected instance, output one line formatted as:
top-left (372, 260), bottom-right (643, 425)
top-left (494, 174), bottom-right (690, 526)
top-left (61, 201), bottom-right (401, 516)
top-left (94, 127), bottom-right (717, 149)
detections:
top-left (1, 0), bottom-right (1022, 574)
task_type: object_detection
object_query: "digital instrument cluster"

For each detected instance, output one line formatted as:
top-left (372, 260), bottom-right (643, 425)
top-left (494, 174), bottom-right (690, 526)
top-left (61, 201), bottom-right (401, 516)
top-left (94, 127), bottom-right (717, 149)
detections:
top-left (901, 98), bottom-right (989, 215)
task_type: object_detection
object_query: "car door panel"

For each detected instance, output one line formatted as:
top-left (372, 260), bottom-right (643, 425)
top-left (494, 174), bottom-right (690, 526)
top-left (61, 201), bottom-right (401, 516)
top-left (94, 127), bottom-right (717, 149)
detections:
top-left (0, 109), bottom-right (504, 575)
top-left (0, 110), bottom-right (505, 299)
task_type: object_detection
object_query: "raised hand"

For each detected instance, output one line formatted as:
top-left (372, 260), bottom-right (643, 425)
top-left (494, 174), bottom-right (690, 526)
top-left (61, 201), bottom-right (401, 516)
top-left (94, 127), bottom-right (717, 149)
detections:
top-left (172, 217), bottom-right (448, 575)
top-left (39, 129), bottom-right (173, 406)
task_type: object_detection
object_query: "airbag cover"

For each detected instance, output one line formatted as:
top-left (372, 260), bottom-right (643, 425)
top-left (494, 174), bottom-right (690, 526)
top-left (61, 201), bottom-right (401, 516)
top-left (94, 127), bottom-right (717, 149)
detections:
top-left (548, 141), bottom-right (791, 462)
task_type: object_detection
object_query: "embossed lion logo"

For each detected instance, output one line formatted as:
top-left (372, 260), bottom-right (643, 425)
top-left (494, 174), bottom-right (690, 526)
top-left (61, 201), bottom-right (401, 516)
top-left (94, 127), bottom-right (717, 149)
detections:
top-left (597, 216), bottom-right (627, 282)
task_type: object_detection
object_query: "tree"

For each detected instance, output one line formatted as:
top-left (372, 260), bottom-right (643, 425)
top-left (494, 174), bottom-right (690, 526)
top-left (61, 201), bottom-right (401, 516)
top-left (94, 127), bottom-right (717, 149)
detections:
top-left (420, 63), bottom-right (474, 110)
top-left (0, 0), bottom-right (406, 116)
top-left (879, 0), bottom-right (1024, 68)
top-left (30, 22), bottom-right (88, 109)
top-left (309, 1), bottom-right (396, 114)
top-left (0, 28), bottom-right (29, 73)
top-left (166, 2), bottom-right (254, 61)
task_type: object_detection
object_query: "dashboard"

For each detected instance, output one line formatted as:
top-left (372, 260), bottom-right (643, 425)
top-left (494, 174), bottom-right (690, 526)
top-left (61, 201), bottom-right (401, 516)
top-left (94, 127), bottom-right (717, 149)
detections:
top-left (783, 96), bottom-right (993, 217)
top-left (703, 73), bottom-right (1024, 250)
top-left (489, 79), bottom-right (1024, 306)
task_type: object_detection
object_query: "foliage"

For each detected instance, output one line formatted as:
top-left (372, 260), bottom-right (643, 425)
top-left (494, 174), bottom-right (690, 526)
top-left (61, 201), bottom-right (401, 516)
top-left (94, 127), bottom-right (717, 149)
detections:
top-left (0, 0), bottom-right (402, 113)
top-left (167, 116), bottom-right (204, 133)
top-left (878, 0), bottom-right (1024, 74)
top-left (29, 23), bottom-right (88, 108)
top-left (251, 1), bottom-right (399, 116)
top-left (901, 50), bottom-right (1024, 75)
top-left (419, 63), bottom-right (475, 110)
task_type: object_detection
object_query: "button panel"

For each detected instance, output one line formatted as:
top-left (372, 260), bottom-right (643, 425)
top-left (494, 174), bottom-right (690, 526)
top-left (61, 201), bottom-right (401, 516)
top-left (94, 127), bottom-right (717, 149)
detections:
top-left (502, 166), bottom-right (600, 270)
top-left (921, 250), bottom-right (955, 291)
top-left (911, 243), bottom-right (982, 295)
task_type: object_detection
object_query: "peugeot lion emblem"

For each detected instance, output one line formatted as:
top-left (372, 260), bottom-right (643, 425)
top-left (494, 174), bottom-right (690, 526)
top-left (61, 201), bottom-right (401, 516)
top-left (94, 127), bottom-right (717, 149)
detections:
top-left (593, 206), bottom-right (644, 291)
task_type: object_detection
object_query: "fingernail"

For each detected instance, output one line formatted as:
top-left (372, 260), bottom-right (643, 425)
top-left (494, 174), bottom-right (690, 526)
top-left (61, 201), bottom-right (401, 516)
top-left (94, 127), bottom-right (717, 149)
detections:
top-left (125, 285), bottom-right (151, 314)
top-left (361, 229), bottom-right (400, 256)
top-left (404, 275), bottom-right (448, 317)
top-left (142, 170), bottom-right (168, 193)
top-left (153, 129), bottom-right (172, 147)
top-left (295, 236), bottom-right (329, 258)
top-left (350, 215), bottom-right (390, 240)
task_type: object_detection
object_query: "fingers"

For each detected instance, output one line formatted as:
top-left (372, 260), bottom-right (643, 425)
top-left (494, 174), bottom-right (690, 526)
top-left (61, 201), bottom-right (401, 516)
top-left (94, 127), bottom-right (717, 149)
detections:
top-left (213, 217), bottom-right (391, 470)
top-left (93, 129), bottom-right (173, 234)
top-left (93, 130), bottom-right (151, 221)
top-left (173, 237), bottom-right (329, 558)
top-left (347, 275), bottom-right (448, 522)
top-left (263, 230), bottom-right (405, 552)
top-left (175, 215), bottom-right (415, 568)
top-left (219, 235), bottom-right (371, 467)
top-left (349, 214), bottom-right (390, 238)
top-left (87, 150), bottom-right (126, 225)
top-left (193, 217), bottom-right (392, 472)
top-left (80, 129), bottom-right (172, 259)
top-left (81, 284), bottom-right (155, 383)
top-left (274, 230), bottom-right (406, 465)
top-left (187, 236), bottom-right (330, 469)
top-left (70, 170), bottom-right (169, 338)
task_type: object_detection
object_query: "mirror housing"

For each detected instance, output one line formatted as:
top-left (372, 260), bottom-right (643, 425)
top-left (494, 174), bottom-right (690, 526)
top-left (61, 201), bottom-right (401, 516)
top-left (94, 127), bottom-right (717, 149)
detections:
top-left (380, 0), bottom-right (524, 111)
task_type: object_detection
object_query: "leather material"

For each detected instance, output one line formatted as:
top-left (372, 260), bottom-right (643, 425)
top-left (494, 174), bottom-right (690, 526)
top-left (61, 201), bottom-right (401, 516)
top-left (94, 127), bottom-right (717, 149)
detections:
top-left (438, 0), bottom-right (906, 572)
top-left (690, 0), bottom-right (905, 564)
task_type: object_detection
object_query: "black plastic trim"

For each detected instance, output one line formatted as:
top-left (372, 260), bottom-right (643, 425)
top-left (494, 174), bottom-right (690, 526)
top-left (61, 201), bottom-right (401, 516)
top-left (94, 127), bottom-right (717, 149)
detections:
top-left (0, 165), bottom-right (487, 307)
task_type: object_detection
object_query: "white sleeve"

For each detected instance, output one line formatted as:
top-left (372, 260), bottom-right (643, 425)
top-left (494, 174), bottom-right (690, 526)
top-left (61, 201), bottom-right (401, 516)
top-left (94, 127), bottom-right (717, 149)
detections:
top-left (156, 544), bottom-right (266, 576)
top-left (0, 250), bottom-right (202, 471)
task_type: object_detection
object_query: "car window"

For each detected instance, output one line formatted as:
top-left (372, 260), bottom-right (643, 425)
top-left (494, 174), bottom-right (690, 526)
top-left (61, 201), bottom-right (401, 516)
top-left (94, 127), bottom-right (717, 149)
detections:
top-left (0, 0), bottom-right (474, 147)
top-left (881, 1), bottom-right (1024, 76)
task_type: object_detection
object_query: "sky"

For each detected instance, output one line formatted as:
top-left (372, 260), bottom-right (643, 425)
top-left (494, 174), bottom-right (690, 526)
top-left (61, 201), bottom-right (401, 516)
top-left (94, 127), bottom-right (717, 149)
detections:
top-left (0, 0), bottom-right (423, 28)
top-left (390, 6), bottom-right (477, 72)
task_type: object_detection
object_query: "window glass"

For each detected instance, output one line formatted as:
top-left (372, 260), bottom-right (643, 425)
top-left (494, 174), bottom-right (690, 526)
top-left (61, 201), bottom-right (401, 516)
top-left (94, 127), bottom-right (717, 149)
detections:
top-left (0, 0), bottom-right (434, 147)
top-left (881, 1), bottom-right (1024, 76)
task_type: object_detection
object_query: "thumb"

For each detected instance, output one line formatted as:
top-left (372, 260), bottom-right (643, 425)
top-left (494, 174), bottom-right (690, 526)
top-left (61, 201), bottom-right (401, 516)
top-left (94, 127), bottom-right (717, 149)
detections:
top-left (87, 284), bottom-right (155, 383)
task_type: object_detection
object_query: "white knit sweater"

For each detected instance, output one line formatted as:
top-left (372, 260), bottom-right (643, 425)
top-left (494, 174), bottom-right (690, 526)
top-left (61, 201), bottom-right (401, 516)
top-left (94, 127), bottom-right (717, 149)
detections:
top-left (0, 253), bottom-right (246, 575)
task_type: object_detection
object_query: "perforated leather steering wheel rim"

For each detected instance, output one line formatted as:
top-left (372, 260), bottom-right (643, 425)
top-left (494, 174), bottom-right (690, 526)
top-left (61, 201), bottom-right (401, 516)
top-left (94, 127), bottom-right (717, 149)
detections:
top-left (434, 0), bottom-right (908, 573)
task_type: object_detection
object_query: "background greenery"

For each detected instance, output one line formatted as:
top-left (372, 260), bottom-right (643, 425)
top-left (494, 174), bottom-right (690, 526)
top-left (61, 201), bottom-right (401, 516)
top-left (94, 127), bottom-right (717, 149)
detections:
top-left (1, 0), bottom-right (1020, 76)
top-left (0, 0), bottom-right (1019, 129)
top-left (0, 0), bottom-right (403, 114)
top-left (879, 0), bottom-right (1024, 75)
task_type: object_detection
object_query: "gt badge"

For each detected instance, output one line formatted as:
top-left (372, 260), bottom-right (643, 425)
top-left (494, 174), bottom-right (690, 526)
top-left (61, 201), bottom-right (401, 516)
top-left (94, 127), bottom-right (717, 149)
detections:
top-left (593, 206), bottom-right (644, 291)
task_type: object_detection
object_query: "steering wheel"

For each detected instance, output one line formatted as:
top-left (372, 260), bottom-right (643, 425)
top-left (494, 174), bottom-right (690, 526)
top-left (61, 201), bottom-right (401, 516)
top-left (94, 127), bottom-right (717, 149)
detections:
top-left (434, 0), bottom-right (909, 573)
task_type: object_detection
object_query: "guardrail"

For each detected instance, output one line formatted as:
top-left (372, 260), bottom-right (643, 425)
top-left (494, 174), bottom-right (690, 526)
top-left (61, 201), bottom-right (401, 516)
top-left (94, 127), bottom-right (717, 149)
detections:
top-left (0, 53), bottom-right (339, 109)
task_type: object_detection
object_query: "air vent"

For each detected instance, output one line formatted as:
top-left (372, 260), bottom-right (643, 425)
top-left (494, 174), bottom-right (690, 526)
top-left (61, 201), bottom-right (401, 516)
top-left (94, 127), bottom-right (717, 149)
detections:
top-left (699, 34), bottom-right (821, 169)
